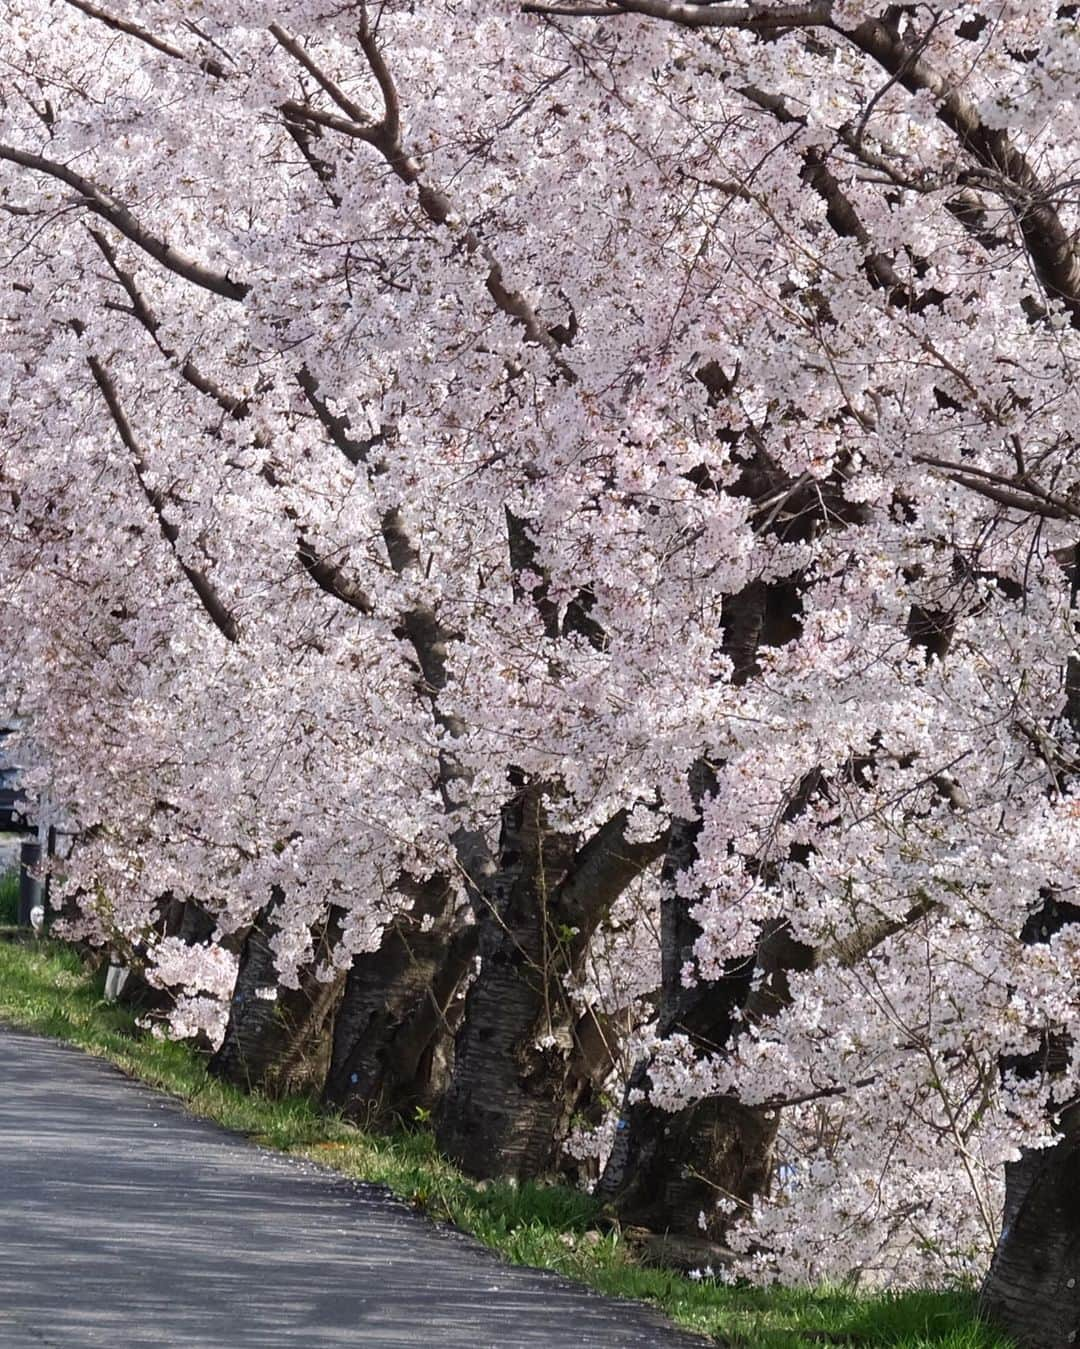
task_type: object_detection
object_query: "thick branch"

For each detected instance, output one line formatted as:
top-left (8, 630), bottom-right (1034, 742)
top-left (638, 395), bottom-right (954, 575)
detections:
top-left (0, 145), bottom-right (249, 301)
top-left (559, 809), bottom-right (669, 943)
top-left (296, 538), bottom-right (373, 614)
top-left (524, 0), bottom-right (830, 26)
top-left (357, 3), bottom-right (402, 142)
top-left (915, 454), bottom-right (1080, 523)
top-left (62, 0), bottom-right (226, 77)
top-left (734, 85), bottom-right (919, 304)
top-left (844, 15), bottom-right (1080, 324)
top-left (270, 24), bottom-right (371, 125)
top-left (295, 367), bottom-right (383, 470)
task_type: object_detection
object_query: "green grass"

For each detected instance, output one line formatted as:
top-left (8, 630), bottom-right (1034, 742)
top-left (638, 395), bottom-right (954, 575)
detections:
top-left (0, 938), bottom-right (1012, 1348)
top-left (0, 869), bottom-right (18, 925)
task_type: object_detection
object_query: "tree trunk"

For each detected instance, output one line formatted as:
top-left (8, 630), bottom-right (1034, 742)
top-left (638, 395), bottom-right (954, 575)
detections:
top-left (600, 752), bottom-right (816, 1238)
top-left (436, 787), bottom-right (664, 1179)
top-left (556, 1005), bottom-right (634, 1188)
top-left (980, 889), bottom-right (1080, 1347)
top-left (599, 762), bottom-right (775, 1235)
top-left (981, 1122), bottom-right (1080, 1349)
top-left (435, 780), bottom-right (577, 1177)
top-left (322, 874), bottom-right (476, 1122)
top-left (209, 897), bottom-right (344, 1097)
top-left (609, 1089), bottom-right (778, 1237)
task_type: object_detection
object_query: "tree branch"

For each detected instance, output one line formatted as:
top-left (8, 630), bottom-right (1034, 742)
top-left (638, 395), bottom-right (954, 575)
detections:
top-left (270, 24), bottom-right (373, 127)
top-left (62, 0), bottom-right (226, 77)
top-left (0, 145), bottom-right (249, 301)
top-left (528, 2), bottom-right (1080, 323)
top-left (914, 454), bottom-right (1080, 523)
top-left (88, 228), bottom-right (251, 419)
top-left (523, 0), bottom-right (830, 26)
top-left (296, 537), bottom-right (373, 614)
top-left (844, 15), bottom-right (1080, 325)
top-left (87, 231), bottom-right (380, 619)
top-left (86, 356), bottom-right (241, 643)
top-left (274, 29), bottom-right (573, 370)
top-left (558, 808), bottom-right (669, 942)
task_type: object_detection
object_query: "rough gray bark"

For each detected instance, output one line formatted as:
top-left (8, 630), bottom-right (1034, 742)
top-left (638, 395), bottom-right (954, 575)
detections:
top-left (209, 896), bottom-right (344, 1097)
top-left (435, 780), bottom-right (580, 1178)
top-left (980, 893), bottom-right (1080, 1347)
top-left (599, 867), bottom-right (816, 1237)
top-left (980, 1121), bottom-right (1080, 1349)
top-left (600, 576), bottom-right (812, 1237)
top-left (598, 757), bottom-right (780, 1235)
top-left (323, 874), bottom-right (476, 1121)
top-left (436, 786), bottom-right (665, 1179)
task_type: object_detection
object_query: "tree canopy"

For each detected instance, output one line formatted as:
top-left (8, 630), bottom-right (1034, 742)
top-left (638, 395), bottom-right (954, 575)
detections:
top-left (2, 0), bottom-right (1079, 1323)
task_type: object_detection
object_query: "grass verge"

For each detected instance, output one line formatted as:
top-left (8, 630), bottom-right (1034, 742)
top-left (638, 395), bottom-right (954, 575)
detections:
top-left (0, 937), bottom-right (1011, 1349)
top-left (0, 868), bottom-right (18, 925)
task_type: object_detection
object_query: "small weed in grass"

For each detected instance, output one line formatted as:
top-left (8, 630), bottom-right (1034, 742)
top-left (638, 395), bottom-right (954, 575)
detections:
top-left (0, 939), bottom-right (1013, 1349)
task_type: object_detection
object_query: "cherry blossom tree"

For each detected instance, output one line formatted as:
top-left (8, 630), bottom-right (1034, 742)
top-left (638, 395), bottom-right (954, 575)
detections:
top-left (2, 1), bottom-right (1079, 1341)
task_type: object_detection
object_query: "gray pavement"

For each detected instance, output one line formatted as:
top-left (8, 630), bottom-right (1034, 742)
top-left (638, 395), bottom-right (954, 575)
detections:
top-left (0, 1029), bottom-right (706, 1348)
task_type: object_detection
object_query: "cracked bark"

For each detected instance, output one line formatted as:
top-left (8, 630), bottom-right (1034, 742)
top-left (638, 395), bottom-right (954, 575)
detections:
top-left (209, 896), bottom-right (345, 1097)
top-left (436, 788), bottom-right (665, 1179)
top-left (323, 875), bottom-right (476, 1120)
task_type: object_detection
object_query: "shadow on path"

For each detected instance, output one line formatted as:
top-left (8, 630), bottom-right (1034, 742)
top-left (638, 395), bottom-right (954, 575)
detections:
top-left (0, 1030), bottom-right (707, 1348)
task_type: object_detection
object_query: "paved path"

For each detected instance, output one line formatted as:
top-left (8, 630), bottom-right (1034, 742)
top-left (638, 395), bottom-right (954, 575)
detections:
top-left (0, 1030), bottom-right (706, 1348)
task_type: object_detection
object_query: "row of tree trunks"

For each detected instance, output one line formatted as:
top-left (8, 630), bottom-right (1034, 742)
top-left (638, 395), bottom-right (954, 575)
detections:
top-left (207, 795), bottom-right (663, 1177)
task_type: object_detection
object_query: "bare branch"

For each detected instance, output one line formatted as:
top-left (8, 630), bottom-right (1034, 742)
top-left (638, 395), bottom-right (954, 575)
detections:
top-left (356, 2), bottom-right (401, 142)
top-left (826, 896), bottom-right (938, 970)
top-left (294, 367), bottom-right (385, 470)
top-left (524, 0), bottom-right (830, 26)
top-left (270, 24), bottom-right (372, 126)
top-left (277, 100), bottom-right (380, 147)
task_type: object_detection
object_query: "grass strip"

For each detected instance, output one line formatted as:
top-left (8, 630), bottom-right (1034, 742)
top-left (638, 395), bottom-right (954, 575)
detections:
top-left (0, 869), bottom-right (18, 924)
top-left (0, 936), bottom-right (1010, 1348)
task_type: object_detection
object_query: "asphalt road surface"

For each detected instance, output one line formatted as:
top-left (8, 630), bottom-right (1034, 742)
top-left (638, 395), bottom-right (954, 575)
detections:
top-left (0, 1029), bottom-right (706, 1348)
